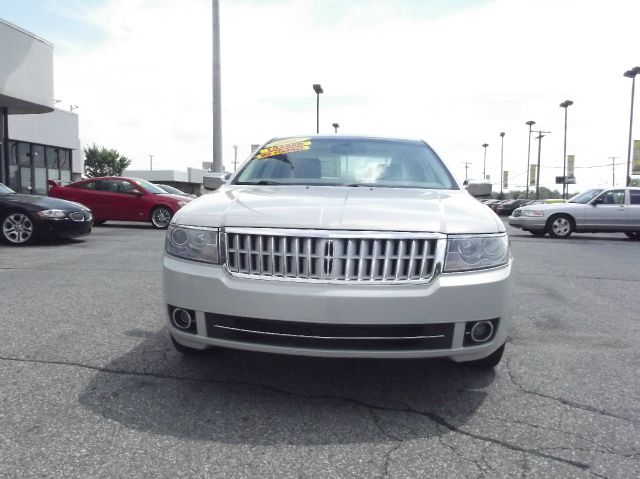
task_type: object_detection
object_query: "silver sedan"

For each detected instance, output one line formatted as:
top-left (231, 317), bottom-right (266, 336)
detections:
top-left (508, 187), bottom-right (640, 238)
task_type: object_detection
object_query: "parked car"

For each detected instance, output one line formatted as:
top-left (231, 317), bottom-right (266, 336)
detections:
top-left (154, 184), bottom-right (197, 199)
top-left (163, 136), bottom-right (512, 368)
top-left (0, 182), bottom-right (92, 245)
top-left (48, 177), bottom-right (191, 229)
top-left (508, 187), bottom-right (640, 238)
top-left (495, 199), bottom-right (526, 216)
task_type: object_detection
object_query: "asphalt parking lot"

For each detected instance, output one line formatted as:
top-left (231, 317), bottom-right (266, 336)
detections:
top-left (1, 222), bottom-right (639, 478)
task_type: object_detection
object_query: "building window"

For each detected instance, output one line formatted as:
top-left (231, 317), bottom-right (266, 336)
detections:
top-left (4, 140), bottom-right (74, 194)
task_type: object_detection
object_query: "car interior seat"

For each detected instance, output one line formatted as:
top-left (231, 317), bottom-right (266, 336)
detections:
top-left (292, 157), bottom-right (322, 178)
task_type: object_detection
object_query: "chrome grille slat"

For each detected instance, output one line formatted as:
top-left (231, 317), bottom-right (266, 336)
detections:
top-left (224, 229), bottom-right (442, 284)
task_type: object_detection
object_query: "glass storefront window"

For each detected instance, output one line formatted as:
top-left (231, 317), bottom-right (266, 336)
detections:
top-left (46, 147), bottom-right (58, 168)
top-left (18, 143), bottom-right (31, 166)
top-left (4, 141), bottom-right (73, 193)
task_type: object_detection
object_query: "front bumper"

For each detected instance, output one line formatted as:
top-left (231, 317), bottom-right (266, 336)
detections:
top-left (163, 255), bottom-right (512, 360)
top-left (507, 215), bottom-right (546, 231)
top-left (39, 217), bottom-right (93, 238)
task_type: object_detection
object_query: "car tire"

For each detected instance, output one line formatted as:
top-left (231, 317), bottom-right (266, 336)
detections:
top-left (170, 334), bottom-right (215, 356)
top-left (150, 206), bottom-right (172, 229)
top-left (547, 214), bottom-right (573, 238)
top-left (1, 211), bottom-right (37, 246)
top-left (463, 343), bottom-right (505, 369)
top-left (625, 232), bottom-right (640, 240)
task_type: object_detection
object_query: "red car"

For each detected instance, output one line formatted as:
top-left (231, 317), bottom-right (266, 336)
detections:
top-left (48, 177), bottom-right (192, 228)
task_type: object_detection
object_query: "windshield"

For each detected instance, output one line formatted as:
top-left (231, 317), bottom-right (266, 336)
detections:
top-left (0, 183), bottom-right (15, 194)
top-left (568, 189), bottom-right (603, 204)
top-left (157, 184), bottom-right (183, 195)
top-left (233, 137), bottom-right (457, 189)
top-left (133, 179), bottom-right (168, 194)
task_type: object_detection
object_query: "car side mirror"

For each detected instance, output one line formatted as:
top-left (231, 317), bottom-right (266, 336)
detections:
top-left (465, 179), bottom-right (492, 198)
top-left (591, 197), bottom-right (603, 206)
top-left (130, 188), bottom-right (144, 196)
top-left (203, 173), bottom-right (231, 191)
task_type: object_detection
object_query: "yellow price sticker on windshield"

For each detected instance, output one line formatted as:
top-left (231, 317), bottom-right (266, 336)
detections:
top-left (256, 138), bottom-right (311, 159)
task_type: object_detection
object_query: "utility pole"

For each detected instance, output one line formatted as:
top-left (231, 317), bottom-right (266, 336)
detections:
top-left (149, 154), bottom-right (154, 171)
top-left (233, 145), bottom-right (238, 171)
top-left (481, 143), bottom-right (488, 179)
top-left (211, 0), bottom-right (223, 172)
top-left (532, 130), bottom-right (551, 199)
top-left (609, 156), bottom-right (618, 186)
top-left (463, 162), bottom-right (471, 181)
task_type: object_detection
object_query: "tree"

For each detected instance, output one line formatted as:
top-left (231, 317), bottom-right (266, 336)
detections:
top-left (83, 144), bottom-right (131, 177)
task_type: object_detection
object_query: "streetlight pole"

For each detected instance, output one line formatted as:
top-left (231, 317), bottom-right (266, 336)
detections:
top-left (332, 122), bottom-right (339, 133)
top-left (149, 154), bottom-right (154, 171)
top-left (499, 132), bottom-right (505, 196)
top-left (313, 84), bottom-right (323, 134)
top-left (481, 143), bottom-right (488, 179)
top-left (233, 145), bottom-right (238, 171)
top-left (211, 0), bottom-right (223, 172)
top-left (525, 121), bottom-right (535, 199)
top-left (559, 100), bottom-right (573, 199)
top-left (532, 130), bottom-right (551, 199)
top-left (623, 67), bottom-right (640, 185)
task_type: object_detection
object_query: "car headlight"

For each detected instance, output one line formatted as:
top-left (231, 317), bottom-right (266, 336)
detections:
top-left (36, 209), bottom-right (67, 218)
top-left (444, 234), bottom-right (510, 272)
top-left (523, 210), bottom-right (544, 217)
top-left (165, 225), bottom-right (219, 264)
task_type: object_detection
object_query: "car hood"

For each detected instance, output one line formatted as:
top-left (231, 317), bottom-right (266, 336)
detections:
top-left (0, 193), bottom-right (89, 211)
top-left (518, 202), bottom-right (584, 212)
top-left (157, 193), bottom-right (192, 202)
top-left (173, 186), bottom-right (504, 234)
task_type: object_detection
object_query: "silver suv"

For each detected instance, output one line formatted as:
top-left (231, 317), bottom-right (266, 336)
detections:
top-left (162, 136), bottom-right (512, 368)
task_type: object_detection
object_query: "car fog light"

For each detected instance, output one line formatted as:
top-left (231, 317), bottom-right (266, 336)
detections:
top-left (470, 321), bottom-right (494, 343)
top-left (172, 308), bottom-right (193, 330)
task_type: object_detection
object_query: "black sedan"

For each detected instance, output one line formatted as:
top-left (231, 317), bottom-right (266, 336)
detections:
top-left (0, 183), bottom-right (93, 245)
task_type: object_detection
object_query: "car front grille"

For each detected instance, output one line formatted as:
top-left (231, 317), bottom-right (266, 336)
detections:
top-left (223, 228), bottom-right (444, 283)
top-left (205, 312), bottom-right (454, 350)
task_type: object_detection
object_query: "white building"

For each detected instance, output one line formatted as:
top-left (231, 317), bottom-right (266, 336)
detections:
top-left (0, 18), bottom-right (82, 194)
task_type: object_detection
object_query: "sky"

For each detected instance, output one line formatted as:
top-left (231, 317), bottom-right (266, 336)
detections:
top-left (1, 0), bottom-right (640, 192)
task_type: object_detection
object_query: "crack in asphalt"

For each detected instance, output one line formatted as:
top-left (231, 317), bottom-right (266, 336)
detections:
top-left (519, 271), bottom-right (640, 284)
top-left (504, 358), bottom-right (638, 425)
top-left (1, 354), bottom-right (633, 475)
top-left (476, 413), bottom-right (621, 456)
top-left (435, 432), bottom-right (485, 477)
top-left (365, 408), bottom-right (403, 479)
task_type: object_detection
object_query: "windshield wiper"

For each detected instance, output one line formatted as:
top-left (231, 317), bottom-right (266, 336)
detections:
top-left (238, 180), bottom-right (284, 185)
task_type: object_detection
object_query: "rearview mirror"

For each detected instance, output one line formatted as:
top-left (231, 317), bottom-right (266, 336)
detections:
top-left (465, 179), bottom-right (492, 198)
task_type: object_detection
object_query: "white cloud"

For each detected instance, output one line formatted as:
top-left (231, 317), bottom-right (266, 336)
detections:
top-left (53, 0), bottom-right (640, 191)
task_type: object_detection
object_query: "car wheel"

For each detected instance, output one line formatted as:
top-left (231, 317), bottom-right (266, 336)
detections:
top-left (625, 232), bottom-right (640, 240)
top-left (463, 343), bottom-right (505, 369)
top-left (529, 230), bottom-right (546, 237)
top-left (547, 214), bottom-right (573, 238)
top-left (1, 211), bottom-right (37, 245)
top-left (150, 206), bottom-right (172, 229)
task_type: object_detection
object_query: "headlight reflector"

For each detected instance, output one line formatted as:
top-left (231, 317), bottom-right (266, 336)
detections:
top-left (444, 234), bottom-right (510, 272)
top-left (36, 209), bottom-right (67, 218)
top-left (523, 210), bottom-right (544, 217)
top-left (165, 225), bottom-right (219, 264)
